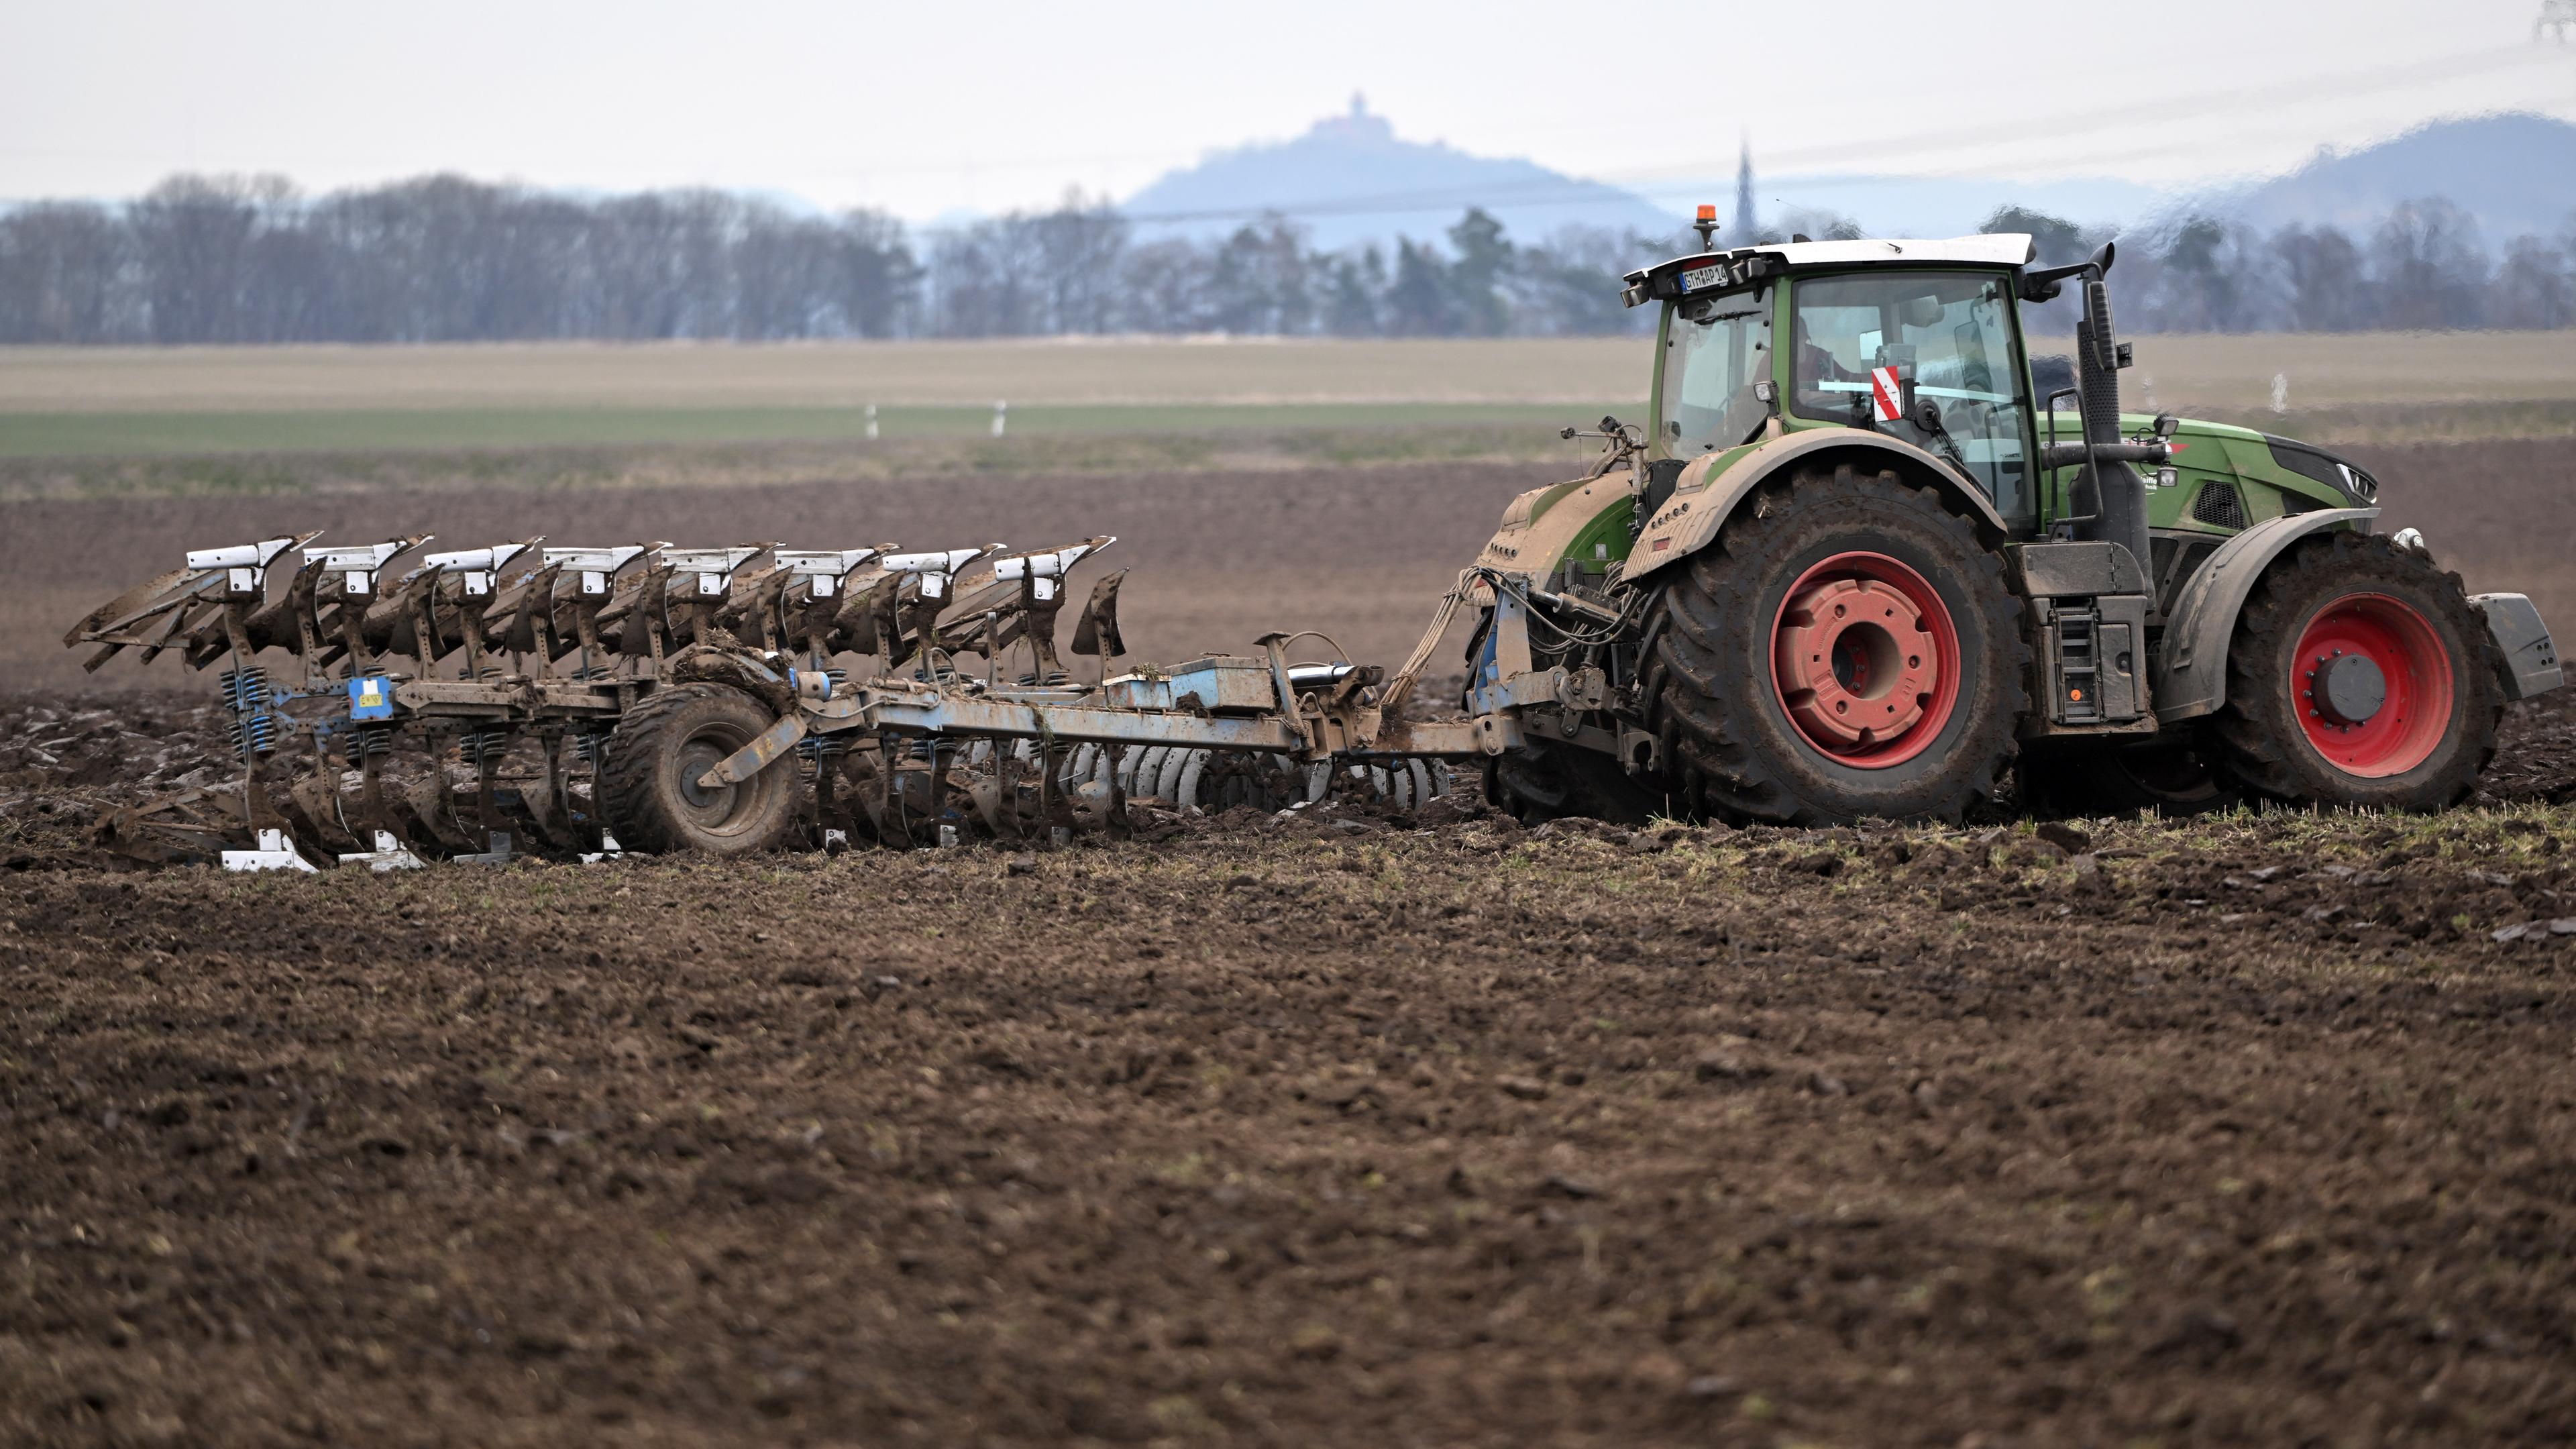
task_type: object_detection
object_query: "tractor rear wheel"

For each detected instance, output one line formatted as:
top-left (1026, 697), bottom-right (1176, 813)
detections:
top-left (1644, 464), bottom-right (2029, 824)
top-left (2208, 531), bottom-right (2500, 810)
top-left (598, 683), bottom-right (800, 855)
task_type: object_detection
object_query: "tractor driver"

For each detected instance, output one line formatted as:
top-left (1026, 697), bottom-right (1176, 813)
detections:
top-left (1791, 313), bottom-right (1872, 423)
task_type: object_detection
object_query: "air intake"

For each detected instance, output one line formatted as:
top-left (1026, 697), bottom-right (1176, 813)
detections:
top-left (2191, 482), bottom-right (2247, 531)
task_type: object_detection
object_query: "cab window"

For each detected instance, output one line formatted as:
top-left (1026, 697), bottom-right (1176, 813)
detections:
top-left (1789, 271), bottom-right (2033, 524)
top-left (1658, 286), bottom-right (1771, 456)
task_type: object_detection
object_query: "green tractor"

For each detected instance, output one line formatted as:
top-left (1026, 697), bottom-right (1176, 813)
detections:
top-left (1465, 227), bottom-right (2564, 824)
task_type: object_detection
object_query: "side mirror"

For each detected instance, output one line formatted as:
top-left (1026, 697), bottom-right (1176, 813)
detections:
top-left (2019, 240), bottom-right (2118, 303)
top-left (2082, 279), bottom-right (2119, 373)
top-left (2153, 413), bottom-right (2180, 439)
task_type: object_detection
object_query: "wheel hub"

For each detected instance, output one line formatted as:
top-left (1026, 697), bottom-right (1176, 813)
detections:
top-left (2309, 649), bottom-right (2387, 728)
top-left (676, 741), bottom-right (738, 818)
top-left (1774, 576), bottom-right (1938, 751)
top-left (2290, 592), bottom-right (2456, 778)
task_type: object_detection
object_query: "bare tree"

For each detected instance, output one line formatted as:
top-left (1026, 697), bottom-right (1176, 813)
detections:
top-left (1505, 225), bottom-right (1662, 337)
top-left (2488, 236), bottom-right (2574, 329)
top-left (2373, 199), bottom-right (2490, 331)
top-left (2146, 215), bottom-right (2269, 332)
top-left (1026, 193), bottom-right (1129, 335)
top-left (0, 203), bottom-right (134, 342)
top-left (127, 174), bottom-right (299, 342)
top-left (1116, 238), bottom-right (1220, 335)
top-left (2269, 225), bottom-right (2370, 331)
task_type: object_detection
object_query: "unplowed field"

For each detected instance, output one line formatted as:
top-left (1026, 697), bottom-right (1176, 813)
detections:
top-left (5, 444), bottom-right (2576, 1446)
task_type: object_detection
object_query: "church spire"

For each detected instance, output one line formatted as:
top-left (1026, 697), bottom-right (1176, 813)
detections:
top-left (1732, 136), bottom-right (1758, 243)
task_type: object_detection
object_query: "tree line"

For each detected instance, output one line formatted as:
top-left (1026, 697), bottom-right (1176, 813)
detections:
top-left (2009, 201), bottom-right (2576, 332)
top-left (2, 171), bottom-right (2571, 343)
top-left (0, 173), bottom-right (1666, 345)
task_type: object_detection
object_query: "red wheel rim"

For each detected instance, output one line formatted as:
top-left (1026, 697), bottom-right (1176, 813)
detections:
top-left (2291, 592), bottom-right (2454, 777)
top-left (1770, 551), bottom-right (1961, 769)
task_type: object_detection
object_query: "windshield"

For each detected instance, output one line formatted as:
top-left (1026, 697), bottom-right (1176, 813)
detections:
top-left (1789, 271), bottom-right (2033, 523)
top-left (1658, 286), bottom-right (1772, 456)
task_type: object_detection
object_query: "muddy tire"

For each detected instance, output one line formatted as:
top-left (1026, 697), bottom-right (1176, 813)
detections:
top-left (1643, 464), bottom-right (2029, 825)
top-left (2017, 737), bottom-right (2238, 820)
top-left (598, 683), bottom-right (799, 855)
top-left (2207, 530), bottom-right (2501, 810)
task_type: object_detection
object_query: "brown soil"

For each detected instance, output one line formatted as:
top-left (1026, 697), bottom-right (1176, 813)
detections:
top-left (7, 451), bottom-right (2576, 1446)
top-left (2346, 436), bottom-right (2576, 639)
top-left (0, 692), bottom-right (2573, 1446)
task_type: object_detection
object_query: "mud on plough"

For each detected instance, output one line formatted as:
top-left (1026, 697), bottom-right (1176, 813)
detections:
top-left (66, 533), bottom-right (1464, 869)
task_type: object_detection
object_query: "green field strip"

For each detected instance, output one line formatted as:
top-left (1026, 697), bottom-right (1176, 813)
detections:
top-left (0, 401), bottom-right (1643, 459)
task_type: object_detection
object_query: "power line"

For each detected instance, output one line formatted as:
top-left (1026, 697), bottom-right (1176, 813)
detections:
top-left (1619, 41), bottom-right (2556, 183)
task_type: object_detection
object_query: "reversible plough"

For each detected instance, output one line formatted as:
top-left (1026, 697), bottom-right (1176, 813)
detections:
top-left (64, 533), bottom-right (1466, 869)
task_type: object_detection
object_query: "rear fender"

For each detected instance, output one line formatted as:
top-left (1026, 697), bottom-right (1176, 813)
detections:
top-left (1623, 429), bottom-right (2009, 585)
top-left (2152, 508), bottom-right (2377, 722)
top-left (1473, 472), bottom-right (1637, 580)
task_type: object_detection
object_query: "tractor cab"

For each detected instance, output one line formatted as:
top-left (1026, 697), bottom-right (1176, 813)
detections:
top-left (1623, 235), bottom-right (2394, 566)
top-left (1626, 235), bottom-right (2047, 533)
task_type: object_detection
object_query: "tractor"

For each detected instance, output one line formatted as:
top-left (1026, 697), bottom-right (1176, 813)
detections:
top-left (1464, 225), bottom-right (2563, 825)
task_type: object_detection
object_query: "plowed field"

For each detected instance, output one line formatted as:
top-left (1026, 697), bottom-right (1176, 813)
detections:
top-left (5, 443), bottom-right (2576, 1447)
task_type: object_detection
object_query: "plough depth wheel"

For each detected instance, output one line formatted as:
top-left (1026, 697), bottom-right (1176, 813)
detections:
top-left (598, 684), bottom-right (800, 855)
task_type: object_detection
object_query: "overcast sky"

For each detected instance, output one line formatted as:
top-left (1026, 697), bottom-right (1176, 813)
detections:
top-left (5, 0), bottom-right (2573, 219)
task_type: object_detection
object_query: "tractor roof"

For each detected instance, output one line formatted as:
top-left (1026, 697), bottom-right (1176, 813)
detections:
top-left (1621, 233), bottom-right (2038, 308)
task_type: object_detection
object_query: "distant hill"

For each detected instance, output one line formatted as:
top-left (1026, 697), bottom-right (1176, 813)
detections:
top-left (1120, 97), bottom-right (1683, 254)
top-left (2184, 112), bottom-right (2576, 244)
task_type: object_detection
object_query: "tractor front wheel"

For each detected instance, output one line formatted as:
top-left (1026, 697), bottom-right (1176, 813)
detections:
top-left (2208, 531), bottom-right (2500, 810)
top-left (598, 683), bottom-right (800, 855)
top-left (1644, 464), bottom-right (2029, 825)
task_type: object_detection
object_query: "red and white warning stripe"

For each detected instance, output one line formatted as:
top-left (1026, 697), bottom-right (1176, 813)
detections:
top-left (1870, 366), bottom-right (1903, 423)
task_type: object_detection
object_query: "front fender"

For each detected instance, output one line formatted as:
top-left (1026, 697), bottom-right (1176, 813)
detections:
top-left (1623, 429), bottom-right (2009, 585)
top-left (2152, 507), bottom-right (2377, 722)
